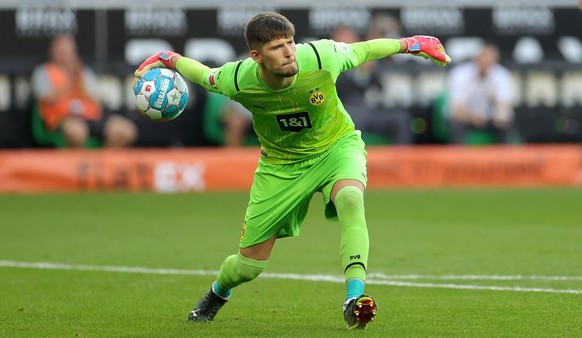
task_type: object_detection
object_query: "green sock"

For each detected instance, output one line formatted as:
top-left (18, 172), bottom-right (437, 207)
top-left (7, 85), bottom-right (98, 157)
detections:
top-left (216, 252), bottom-right (268, 290)
top-left (335, 186), bottom-right (369, 287)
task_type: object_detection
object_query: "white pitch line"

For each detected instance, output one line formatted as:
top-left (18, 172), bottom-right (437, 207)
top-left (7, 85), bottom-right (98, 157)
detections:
top-left (1, 260), bottom-right (581, 295)
top-left (0, 260), bottom-right (215, 276)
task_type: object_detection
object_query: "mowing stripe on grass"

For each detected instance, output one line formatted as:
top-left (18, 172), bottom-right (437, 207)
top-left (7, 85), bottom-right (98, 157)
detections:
top-left (1, 260), bottom-right (581, 295)
top-left (368, 273), bottom-right (582, 281)
top-left (367, 280), bottom-right (582, 294)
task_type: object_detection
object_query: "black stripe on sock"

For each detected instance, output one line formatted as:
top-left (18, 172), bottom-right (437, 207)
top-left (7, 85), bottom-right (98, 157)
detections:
top-left (344, 262), bottom-right (367, 273)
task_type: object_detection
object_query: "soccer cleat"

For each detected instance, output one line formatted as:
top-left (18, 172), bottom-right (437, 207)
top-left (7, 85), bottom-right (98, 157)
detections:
top-left (343, 295), bottom-right (377, 329)
top-left (187, 288), bottom-right (228, 322)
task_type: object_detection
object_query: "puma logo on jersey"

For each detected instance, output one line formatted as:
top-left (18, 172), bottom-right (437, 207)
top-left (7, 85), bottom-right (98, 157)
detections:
top-left (253, 104), bottom-right (267, 111)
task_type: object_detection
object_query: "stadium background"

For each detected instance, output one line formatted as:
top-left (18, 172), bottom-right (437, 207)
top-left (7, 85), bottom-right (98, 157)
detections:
top-left (1, 4), bottom-right (581, 337)
top-left (0, 0), bottom-right (581, 192)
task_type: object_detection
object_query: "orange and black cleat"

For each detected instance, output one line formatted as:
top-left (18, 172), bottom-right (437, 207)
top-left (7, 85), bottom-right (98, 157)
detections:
top-left (343, 295), bottom-right (377, 329)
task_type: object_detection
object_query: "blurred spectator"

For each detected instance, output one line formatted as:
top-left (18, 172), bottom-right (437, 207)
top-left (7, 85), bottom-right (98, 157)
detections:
top-left (200, 56), bottom-right (254, 148)
top-left (447, 42), bottom-right (516, 144)
top-left (222, 99), bottom-right (254, 147)
top-left (31, 34), bottom-right (137, 148)
top-left (203, 92), bottom-right (255, 147)
top-left (366, 13), bottom-right (408, 64)
top-left (333, 24), bottom-right (412, 145)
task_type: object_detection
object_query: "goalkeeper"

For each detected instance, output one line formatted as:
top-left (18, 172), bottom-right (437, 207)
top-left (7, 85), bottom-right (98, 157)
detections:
top-left (135, 12), bottom-right (450, 329)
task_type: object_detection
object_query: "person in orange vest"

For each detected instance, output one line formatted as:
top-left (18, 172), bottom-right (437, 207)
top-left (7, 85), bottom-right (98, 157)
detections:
top-left (31, 34), bottom-right (137, 148)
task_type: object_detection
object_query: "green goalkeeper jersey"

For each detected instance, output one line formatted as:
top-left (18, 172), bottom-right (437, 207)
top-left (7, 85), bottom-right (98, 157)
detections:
top-left (178, 39), bottom-right (398, 164)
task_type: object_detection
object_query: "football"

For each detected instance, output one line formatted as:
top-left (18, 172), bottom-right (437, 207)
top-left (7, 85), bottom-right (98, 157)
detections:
top-left (133, 68), bottom-right (189, 122)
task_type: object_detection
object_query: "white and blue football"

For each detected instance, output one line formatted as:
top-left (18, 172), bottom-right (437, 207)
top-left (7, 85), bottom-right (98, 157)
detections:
top-left (133, 68), bottom-right (189, 122)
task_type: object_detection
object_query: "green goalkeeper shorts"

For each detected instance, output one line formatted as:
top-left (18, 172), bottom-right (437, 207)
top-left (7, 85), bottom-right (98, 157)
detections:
top-left (239, 131), bottom-right (368, 248)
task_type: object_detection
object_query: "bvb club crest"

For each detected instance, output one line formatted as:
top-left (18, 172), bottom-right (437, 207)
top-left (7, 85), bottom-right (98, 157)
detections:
top-left (309, 87), bottom-right (325, 106)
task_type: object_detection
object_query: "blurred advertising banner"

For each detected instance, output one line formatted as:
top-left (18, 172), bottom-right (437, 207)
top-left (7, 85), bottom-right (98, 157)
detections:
top-left (1, 5), bottom-right (582, 70)
top-left (366, 146), bottom-right (582, 188)
top-left (0, 146), bottom-right (580, 193)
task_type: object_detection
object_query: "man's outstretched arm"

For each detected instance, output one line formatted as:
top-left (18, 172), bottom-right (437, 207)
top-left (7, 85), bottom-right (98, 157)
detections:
top-left (359, 35), bottom-right (451, 67)
top-left (133, 51), bottom-right (212, 87)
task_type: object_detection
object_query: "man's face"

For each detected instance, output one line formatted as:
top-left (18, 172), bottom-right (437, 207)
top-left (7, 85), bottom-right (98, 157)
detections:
top-left (476, 45), bottom-right (499, 74)
top-left (51, 36), bottom-right (80, 69)
top-left (254, 37), bottom-right (298, 78)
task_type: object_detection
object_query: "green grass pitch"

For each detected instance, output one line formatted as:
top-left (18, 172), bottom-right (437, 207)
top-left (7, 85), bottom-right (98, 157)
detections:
top-left (1, 188), bottom-right (581, 337)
